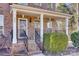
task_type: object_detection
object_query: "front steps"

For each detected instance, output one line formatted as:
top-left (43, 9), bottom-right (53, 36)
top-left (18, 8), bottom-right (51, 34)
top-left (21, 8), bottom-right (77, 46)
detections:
top-left (11, 40), bottom-right (42, 56)
top-left (11, 43), bottom-right (27, 55)
top-left (27, 40), bottom-right (42, 55)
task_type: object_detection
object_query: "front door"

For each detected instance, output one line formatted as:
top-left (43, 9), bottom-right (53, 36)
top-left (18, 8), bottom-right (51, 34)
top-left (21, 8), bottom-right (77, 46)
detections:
top-left (18, 18), bottom-right (28, 43)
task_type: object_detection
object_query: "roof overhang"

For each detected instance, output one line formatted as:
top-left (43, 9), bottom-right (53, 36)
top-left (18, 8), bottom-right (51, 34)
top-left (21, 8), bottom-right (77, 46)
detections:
top-left (10, 4), bottom-right (72, 19)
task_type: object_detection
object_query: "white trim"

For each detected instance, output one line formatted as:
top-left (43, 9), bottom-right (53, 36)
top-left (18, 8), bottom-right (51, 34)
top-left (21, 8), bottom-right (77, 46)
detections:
top-left (18, 18), bottom-right (28, 39)
top-left (40, 14), bottom-right (43, 42)
top-left (12, 8), bottom-right (17, 43)
top-left (77, 3), bottom-right (79, 31)
top-left (0, 15), bottom-right (4, 34)
top-left (47, 18), bottom-right (52, 29)
top-left (39, 3), bottom-right (42, 7)
top-left (78, 19), bottom-right (79, 31)
top-left (10, 4), bottom-right (71, 18)
top-left (56, 20), bottom-right (60, 31)
top-left (66, 17), bottom-right (69, 36)
top-left (51, 3), bottom-right (53, 8)
top-left (34, 3), bottom-right (41, 7)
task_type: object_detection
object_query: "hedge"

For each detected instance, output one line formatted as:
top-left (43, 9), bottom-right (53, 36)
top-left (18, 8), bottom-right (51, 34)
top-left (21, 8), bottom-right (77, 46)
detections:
top-left (43, 32), bottom-right (68, 53)
top-left (71, 32), bottom-right (79, 48)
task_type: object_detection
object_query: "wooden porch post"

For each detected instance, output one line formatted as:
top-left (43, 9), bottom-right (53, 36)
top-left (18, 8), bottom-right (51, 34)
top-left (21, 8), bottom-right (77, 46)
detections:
top-left (66, 17), bottom-right (69, 36)
top-left (12, 8), bottom-right (17, 43)
top-left (40, 14), bottom-right (43, 42)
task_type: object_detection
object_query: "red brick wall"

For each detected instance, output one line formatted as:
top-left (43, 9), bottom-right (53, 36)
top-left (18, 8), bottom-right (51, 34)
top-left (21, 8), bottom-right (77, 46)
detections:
top-left (0, 3), bottom-right (12, 43)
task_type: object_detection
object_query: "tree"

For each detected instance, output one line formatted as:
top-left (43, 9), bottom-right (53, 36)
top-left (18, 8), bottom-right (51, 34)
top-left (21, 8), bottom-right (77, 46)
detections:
top-left (57, 3), bottom-right (78, 33)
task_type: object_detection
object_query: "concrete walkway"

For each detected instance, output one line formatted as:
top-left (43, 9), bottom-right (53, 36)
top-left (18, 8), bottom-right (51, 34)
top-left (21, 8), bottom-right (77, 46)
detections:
top-left (32, 53), bottom-right (45, 56)
top-left (32, 52), bottom-right (79, 56)
top-left (65, 52), bottom-right (79, 56)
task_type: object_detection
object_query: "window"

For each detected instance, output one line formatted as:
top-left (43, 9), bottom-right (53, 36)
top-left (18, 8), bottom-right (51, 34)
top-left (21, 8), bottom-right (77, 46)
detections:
top-left (34, 21), bottom-right (40, 29)
top-left (18, 3), bottom-right (28, 6)
top-left (47, 20), bottom-right (52, 32)
top-left (47, 3), bottom-right (53, 9)
top-left (56, 20), bottom-right (63, 31)
top-left (0, 15), bottom-right (4, 35)
top-left (20, 20), bottom-right (26, 37)
top-left (34, 3), bottom-right (41, 6)
top-left (47, 21), bottom-right (52, 28)
top-left (18, 19), bottom-right (28, 38)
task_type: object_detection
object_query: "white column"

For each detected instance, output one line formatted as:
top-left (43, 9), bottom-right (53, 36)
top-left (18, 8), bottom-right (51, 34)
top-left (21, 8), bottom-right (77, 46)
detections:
top-left (40, 14), bottom-right (43, 42)
top-left (66, 17), bottom-right (69, 36)
top-left (78, 20), bottom-right (79, 31)
top-left (77, 3), bottom-right (79, 31)
top-left (56, 20), bottom-right (60, 31)
top-left (12, 9), bottom-right (17, 43)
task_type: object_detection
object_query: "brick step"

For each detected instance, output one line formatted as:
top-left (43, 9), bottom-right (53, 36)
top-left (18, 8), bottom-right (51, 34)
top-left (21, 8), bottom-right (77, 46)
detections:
top-left (28, 40), bottom-right (41, 55)
top-left (28, 50), bottom-right (42, 55)
top-left (11, 40), bottom-right (41, 55)
top-left (11, 43), bottom-right (27, 55)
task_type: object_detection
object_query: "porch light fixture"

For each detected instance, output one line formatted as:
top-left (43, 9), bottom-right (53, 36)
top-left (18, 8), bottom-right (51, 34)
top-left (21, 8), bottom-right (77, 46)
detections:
top-left (22, 14), bottom-right (24, 18)
top-left (29, 17), bottom-right (32, 23)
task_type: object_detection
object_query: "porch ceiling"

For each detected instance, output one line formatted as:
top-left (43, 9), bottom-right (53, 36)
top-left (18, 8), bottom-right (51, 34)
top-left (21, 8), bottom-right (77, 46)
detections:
top-left (17, 11), bottom-right (39, 17)
top-left (10, 4), bottom-right (72, 19)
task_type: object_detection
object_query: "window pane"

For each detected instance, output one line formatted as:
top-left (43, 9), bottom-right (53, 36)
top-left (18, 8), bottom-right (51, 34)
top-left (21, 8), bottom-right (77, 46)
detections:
top-left (47, 21), bottom-right (52, 28)
top-left (0, 15), bottom-right (4, 35)
top-left (0, 26), bottom-right (3, 35)
top-left (19, 20), bottom-right (26, 37)
top-left (34, 22), bottom-right (40, 28)
top-left (34, 3), bottom-right (41, 6)
top-left (17, 3), bottom-right (28, 6)
top-left (0, 15), bottom-right (4, 26)
top-left (48, 3), bottom-right (51, 9)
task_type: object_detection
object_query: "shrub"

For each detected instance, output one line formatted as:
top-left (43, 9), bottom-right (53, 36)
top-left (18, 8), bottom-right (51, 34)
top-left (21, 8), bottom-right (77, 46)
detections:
top-left (43, 33), bottom-right (51, 51)
top-left (43, 32), bottom-right (68, 53)
top-left (71, 32), bottom-right (79, 48)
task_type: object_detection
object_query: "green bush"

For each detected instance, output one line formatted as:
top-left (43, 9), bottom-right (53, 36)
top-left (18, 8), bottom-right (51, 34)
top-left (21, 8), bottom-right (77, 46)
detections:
top-left (43, 32), bottom-right (68, 53)
top-left (43, 33), bottom-right (51, 51)
top-left (71, 32), bottom-right (79, 48)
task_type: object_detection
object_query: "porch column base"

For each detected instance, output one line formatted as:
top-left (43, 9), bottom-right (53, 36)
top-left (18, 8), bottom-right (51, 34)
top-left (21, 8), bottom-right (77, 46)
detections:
top-left (27, 40), bottom-right (42, 55)
top-left (11, 43), bottom-right (18, 55)
top-left (11, 43), bottom-right (27, 55)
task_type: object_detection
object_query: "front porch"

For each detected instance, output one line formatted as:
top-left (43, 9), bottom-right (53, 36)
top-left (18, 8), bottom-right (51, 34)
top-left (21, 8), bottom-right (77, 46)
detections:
top-left (10, 4), bottom-right (70, 55)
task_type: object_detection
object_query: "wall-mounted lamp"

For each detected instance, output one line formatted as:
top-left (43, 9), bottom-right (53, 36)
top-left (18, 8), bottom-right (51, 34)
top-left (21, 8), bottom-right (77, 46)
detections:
top-left (29, 17), bottom-right (32, 23)
top-left (22, 14), bottom-right (24, 18)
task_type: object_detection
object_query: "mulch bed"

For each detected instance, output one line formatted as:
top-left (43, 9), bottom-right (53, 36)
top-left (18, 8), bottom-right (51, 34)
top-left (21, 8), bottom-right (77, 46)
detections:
top-left (43, 47), bottom-right (79, 56)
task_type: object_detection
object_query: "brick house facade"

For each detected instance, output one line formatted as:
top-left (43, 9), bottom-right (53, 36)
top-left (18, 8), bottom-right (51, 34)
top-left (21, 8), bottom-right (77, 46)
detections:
top-left (0, 3), bottom-right (70, 55)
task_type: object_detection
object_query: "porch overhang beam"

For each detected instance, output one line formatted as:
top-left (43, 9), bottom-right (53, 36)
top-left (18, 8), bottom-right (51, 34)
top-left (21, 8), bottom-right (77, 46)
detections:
top-left (10, 4), bottom-right (71, 19)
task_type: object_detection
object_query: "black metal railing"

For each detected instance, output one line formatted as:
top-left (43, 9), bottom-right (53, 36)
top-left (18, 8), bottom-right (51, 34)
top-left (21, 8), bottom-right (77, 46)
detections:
top-left (0, 33), bottom-right (11, 53)
top-left (35, 30), bottom-right (41, 50)
top-left (20, 30), bottom-right (29, 52)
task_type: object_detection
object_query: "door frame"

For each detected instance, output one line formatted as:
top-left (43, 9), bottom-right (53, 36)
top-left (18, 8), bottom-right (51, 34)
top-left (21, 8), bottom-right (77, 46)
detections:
top-left (18, 18), bottom-right (28, 39)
